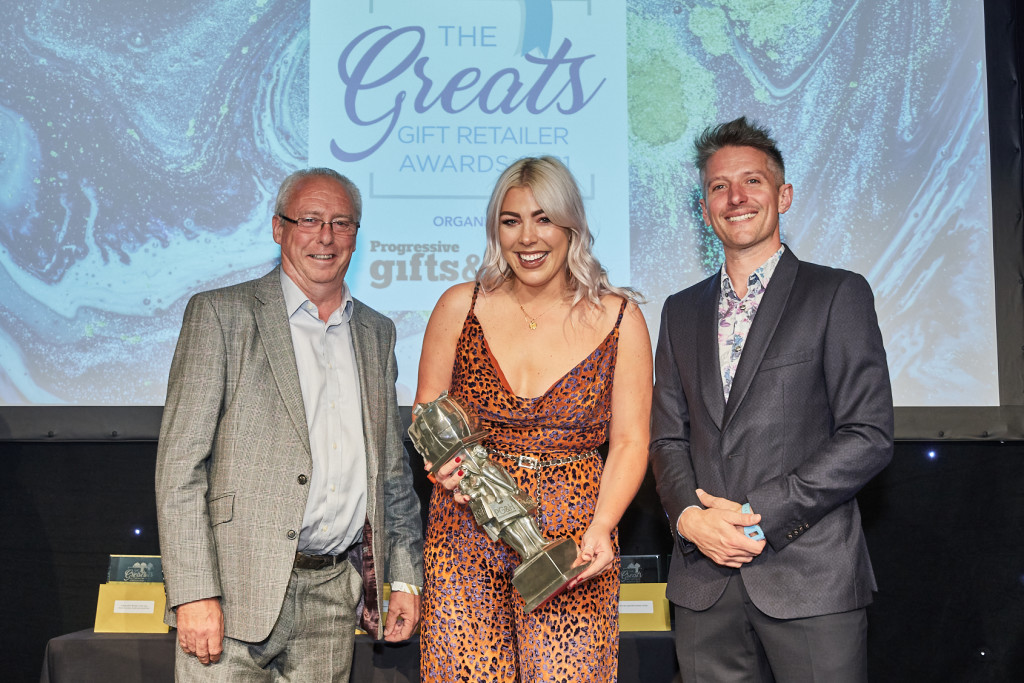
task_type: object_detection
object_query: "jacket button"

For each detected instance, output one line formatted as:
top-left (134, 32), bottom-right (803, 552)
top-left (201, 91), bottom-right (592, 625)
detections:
top-left (287, 530), bottom-right (296, 539)
top-left (297, 474), bottom-right (308, 485)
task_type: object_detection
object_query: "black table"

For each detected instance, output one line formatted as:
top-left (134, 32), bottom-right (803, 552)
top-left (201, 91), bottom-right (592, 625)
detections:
top-left (41, 629), bottom-right (678, 682)
top-left (41, 630), bottom-right (176, 683)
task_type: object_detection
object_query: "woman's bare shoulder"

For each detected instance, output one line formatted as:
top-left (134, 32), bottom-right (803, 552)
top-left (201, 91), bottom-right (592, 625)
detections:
top-left (429, 281), bottom-right (478, 322)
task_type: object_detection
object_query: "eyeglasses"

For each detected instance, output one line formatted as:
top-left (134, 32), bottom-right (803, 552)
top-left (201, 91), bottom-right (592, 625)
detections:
top-left (277, 214), bottom-right (359, 235)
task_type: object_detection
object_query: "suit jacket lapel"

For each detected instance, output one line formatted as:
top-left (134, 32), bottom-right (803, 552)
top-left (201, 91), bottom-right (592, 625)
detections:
top-left (697, 275), bottom-right (726, 431)
top-left (254, 267), bottom-right (311, 455)
top-left (722, 248), bottom-right (799, 429)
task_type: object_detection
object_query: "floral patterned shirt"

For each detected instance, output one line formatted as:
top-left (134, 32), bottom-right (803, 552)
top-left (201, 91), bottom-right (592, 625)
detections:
top-left (718, 246), bottom-right (786, 402)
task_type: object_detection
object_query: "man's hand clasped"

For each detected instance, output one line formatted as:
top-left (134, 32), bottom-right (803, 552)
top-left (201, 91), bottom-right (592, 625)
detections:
top-left (678, 488), bottom-right (766, 568)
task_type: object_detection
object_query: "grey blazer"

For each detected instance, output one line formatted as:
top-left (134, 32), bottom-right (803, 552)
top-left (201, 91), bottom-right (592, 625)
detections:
top-left (155, 267), bottom-right (423, 641)
top-left (650, 248), bottom-right (893, 619)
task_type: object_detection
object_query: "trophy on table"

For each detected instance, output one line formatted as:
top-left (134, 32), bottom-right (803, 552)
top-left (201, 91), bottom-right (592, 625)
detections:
top-left (408, 392), bottom-right (588, 612)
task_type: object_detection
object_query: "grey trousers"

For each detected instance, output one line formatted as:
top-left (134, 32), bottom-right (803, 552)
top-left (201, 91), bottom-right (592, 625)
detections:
top-left (674, 573), bottom-right (868, 683)
top-left (175, 560), bottom-right (363, 682)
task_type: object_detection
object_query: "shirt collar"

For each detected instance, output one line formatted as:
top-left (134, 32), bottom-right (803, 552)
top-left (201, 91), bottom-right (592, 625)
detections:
top-left (720, 245), bottom-right (786, 298)
top-left (280, 269), bottom-right (353, 324)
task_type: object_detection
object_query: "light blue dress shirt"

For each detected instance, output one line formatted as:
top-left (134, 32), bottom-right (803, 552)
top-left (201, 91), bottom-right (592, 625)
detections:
top-left (280, 271), bottom-right (368, 556)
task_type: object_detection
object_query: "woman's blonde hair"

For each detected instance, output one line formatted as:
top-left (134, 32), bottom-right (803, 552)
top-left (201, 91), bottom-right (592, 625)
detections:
top-left (477, 156), bottom-right (641, 309)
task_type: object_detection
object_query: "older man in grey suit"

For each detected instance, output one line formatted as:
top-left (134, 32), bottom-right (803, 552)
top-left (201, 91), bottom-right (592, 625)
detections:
top-left (650, 118), bottom-right (894, 682)
top-left (156, 168), bottom-right (423, 681)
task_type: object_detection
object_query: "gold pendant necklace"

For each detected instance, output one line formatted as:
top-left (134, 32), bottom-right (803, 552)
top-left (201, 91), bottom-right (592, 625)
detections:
top-left (513, 289), bottom-right (563, 330)
top-left (519, 303), bottom-right (539, 330)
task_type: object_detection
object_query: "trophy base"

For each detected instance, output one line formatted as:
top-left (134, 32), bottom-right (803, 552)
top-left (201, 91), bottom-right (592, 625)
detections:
top-left (512, 538), bottom-right (589, 613)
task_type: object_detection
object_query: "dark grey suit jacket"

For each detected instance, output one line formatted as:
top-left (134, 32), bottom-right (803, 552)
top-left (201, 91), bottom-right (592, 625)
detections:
top-left (650, 248), bottom-right (893, 619)
top-left (155, 267), bottom-right (423, 641)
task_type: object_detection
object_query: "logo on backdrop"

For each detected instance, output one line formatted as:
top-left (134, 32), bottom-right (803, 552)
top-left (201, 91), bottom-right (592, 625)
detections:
top-left (309, 1), bottom-right (628, 311)
top-left (329, 27), bottom-right (604, 163)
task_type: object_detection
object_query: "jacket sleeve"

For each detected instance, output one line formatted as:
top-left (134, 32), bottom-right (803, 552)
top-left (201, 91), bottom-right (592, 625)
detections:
top-left (154, 293), bottom-right (226, 615)
top-left (650, 298), bottom-right (701, 552)
top-left (747, 272), bottom-right (894, 551)
top-left (379, 320), bottom-right (425, 586)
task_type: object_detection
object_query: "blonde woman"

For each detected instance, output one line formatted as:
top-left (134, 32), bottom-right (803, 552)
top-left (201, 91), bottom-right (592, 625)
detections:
top-left (415, 157), bottom-right (652, 682)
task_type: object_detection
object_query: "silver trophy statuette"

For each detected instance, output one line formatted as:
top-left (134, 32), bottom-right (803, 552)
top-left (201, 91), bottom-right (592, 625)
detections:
top-left (408, 392), bottom-right (588, 612)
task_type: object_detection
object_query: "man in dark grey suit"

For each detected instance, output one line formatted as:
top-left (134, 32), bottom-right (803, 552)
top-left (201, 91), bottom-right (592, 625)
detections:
top-left (650, 117), bottom-right (893, 682)
top-left (156, 168), bottom-right (423, 681)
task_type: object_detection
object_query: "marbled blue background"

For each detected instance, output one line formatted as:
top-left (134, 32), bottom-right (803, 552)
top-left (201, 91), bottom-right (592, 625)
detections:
top-left (0, 0), bottom-right (997, 406)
